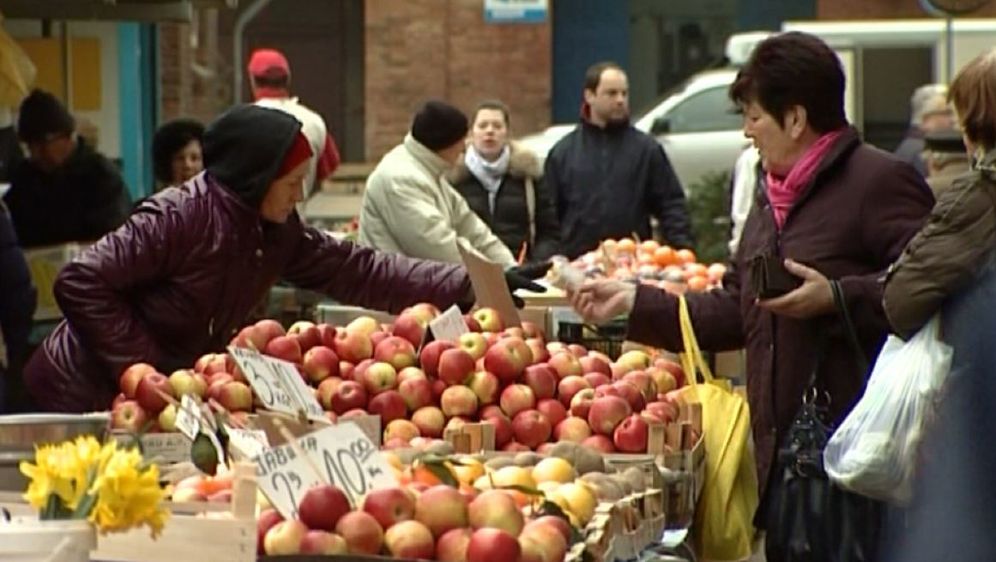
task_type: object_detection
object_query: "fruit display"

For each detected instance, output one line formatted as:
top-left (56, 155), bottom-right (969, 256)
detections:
top-left (547, 238), bottom-right (726, 294)
top-left (111, 305), bottom-right (694, 456)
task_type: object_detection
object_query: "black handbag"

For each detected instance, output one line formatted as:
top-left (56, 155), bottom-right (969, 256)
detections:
top-left (764, 281), bottom-right (885, 562)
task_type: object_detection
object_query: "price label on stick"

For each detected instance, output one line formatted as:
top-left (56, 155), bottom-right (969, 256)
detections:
top-left (253, 423), bottom-right (398, 520)
top-left (429, 305), bottom-right (470, 343)
top-left (228, 346), bottom-right (298, 416)
top-left (226, 426), bottom-right (270, 461)
top-left (265, 357), bottom-right (326, 422)
top-left (175, 395), bottom-right (202, 440)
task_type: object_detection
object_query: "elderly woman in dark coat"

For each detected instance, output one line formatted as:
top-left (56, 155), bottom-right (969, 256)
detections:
top-left (22, 105), bottom-right (476, 413)
top-left (570, 32), bottom-right (934, 562)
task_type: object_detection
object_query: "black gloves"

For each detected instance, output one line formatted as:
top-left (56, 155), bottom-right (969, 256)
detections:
top-left (505, 261), bottom-right (552, 308)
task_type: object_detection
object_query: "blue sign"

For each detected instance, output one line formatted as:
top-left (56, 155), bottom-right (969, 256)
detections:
top-left (484, 0), bottom-right (548, 24)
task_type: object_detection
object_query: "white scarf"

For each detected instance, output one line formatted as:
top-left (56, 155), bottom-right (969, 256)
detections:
top-left (465, 145), bottom-right (510, 214)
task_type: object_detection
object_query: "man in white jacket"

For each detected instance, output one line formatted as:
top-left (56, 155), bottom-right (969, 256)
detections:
top-left (359, 100), bottom-right (516, 268)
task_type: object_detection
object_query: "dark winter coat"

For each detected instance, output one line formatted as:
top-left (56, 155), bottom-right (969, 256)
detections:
top-left (23, 106), bottom-right (471, 412)
top-left (449, 143), bottom-right (560, 262)
top-left (623, 129), bottom-right (934, 505)
top-left (6, 138), bottom-right (131, 248)
top-left (544, 119), bottom-right (694, 258)
top-left (0, 201), bottom-right (36, 411)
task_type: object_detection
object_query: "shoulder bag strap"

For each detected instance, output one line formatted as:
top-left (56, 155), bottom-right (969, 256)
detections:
top-left (830, 279), bottom-right (869, 374)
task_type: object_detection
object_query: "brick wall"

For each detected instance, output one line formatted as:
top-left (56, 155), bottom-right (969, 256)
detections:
top-left (365, 0), bottom-right (552, 160)
top-left (158, 18), bottom-right (229, 126)
top-left (818, 0), bottom-right (996, 19)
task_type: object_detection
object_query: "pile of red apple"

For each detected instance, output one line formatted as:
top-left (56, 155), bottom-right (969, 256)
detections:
top-left (259, 481), bottom-right (574, 562)
top-left (559, 238), bottom-right (726, 294)
top-left (112, 303), bottom-right (690, 456)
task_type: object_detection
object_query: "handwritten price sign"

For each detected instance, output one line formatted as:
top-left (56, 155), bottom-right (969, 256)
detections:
top-left (253, 423), bottom-right (398, 520)
top-left (227, 346), bottom-right (324, 421)
top-left (429, 305), bottom-right (469, 343)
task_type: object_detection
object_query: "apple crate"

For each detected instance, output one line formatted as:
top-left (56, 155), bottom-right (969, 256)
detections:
top-left (110, 431), bottom-right (191, 465)
top-left (555, 318), bottom-right (628, 360)
top-left (0, 463), bottom-right (258, 562)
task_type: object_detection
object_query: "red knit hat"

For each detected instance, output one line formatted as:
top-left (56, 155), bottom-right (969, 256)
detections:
top-left (276, 132), bottom-right (312, 178)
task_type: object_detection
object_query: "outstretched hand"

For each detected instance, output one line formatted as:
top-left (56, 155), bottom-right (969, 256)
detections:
top-left (569, 279), bottom-right (637, 324)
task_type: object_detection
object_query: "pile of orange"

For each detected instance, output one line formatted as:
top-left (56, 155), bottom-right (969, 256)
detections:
top-left (570, 238), bottom-right (726, 294)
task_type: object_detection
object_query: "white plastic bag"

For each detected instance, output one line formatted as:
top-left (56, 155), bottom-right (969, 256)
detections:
top-left (824, 315), bottom-right (952, 504)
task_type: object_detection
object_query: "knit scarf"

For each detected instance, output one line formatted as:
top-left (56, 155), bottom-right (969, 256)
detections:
top-left (766, 128), bottom-right (845, 230)
top-left (465, 145), bottom-right (510, 214)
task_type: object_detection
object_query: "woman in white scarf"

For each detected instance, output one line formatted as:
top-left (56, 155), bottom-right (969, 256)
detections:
top-left (450, 101), bottom-right (561, 263)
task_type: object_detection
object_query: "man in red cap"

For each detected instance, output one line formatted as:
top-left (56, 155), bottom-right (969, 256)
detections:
top-left (247, 47), bottom-right (340, 215)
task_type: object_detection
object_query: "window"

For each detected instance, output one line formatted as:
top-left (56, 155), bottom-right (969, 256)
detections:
top-left (664, 86), bottom-right (741, 134)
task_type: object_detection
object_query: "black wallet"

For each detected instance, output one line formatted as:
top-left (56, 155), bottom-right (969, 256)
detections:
top-left (749, 254), bottom-right (802, 299)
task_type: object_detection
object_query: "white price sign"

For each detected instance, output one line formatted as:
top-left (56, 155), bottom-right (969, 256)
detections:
top-left (226, 426), bottom-right (270, 460)
top-left (429, 305), bottom-right (469, 343)
top-left (253, 423), bottom-right (398, 520)
top-left (266, 357), bottom-right (326, 422)
top-left (175, 395), bottom-right (202, 440)
top-left (228, 346), bottom-right (299, 416)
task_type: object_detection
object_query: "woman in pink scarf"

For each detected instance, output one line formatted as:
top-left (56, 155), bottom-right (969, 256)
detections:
top-left (570, 32), bottom-right (934, 562)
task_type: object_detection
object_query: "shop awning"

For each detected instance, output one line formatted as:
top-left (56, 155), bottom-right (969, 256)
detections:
top-left (1, 0), bottom-right (237, 22)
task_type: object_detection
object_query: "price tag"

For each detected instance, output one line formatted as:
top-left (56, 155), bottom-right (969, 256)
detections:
top-left (175, 395), bottom-right (202, 440)
top-left (228, 346), bottom-right (298, 416)
top-left (253, 423), bottom-right (398, 520)
top-left (226, 426), bottom-right (270, 460)
top-left (429, 305), bottom-right (469, 343)
top-left (265, 357), bottom-right (326, 422)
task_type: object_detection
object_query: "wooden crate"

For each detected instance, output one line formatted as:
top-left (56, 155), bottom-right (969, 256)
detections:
top-left (0, 463), bottom-right (258, 562)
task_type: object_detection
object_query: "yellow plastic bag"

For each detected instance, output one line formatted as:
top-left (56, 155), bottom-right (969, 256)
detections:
top-left (678, 295), bottom-right (758, 561)
top-left (0, 13), bottom-right (37, 108)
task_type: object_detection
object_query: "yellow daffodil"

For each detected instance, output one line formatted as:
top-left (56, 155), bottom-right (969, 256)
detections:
top-left (88, 447), bottom-right (169, 537)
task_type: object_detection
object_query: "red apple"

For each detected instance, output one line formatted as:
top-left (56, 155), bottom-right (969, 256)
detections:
top-left (580, 354), bottom-right (612, 376)
top-left (583, 372), bottom-right (611, 389)
top-left (398, 376), bottom-right (433, 411)
top-left (111, 392), bottom-right (128, 409)
top-left (587, 395), bottom-right (632, 435)
top-left (481, 413), bottom-right (514, 448)
top-left (370, 330), bottom-right (390, 349)
top-left (264, 335), bottom-right (303, 364)
top-left (333, 329), bottom-right (373, 364)
top-left (554, 416), bottom-right (593, 442)
top-left (405, 302), bottom-right (441, 324)
top-left (288, 321), bottom-right (322, 352)
top-left (393, 312), bottom-right (429, 348)
top-left (557, 375), bottom-right (591, 407)
top-left (467, 528), bottom-right (521, 562)
top-left (264, 519), bottom-right (308, 555)
top-left (257, 509), bottom-right (284, 555)
top-left (536, 398), bottom-right (567, 428)
top-left (298, 484), bottom-right (350, 531)
top-left (363, 486), bottom-right (416, 529)
top-left (521, 321), bottom-right (544, 340)
top-left (374, 336), bottom-right (417, 370)
top-left (502, 441), bottom-right (531, 452)
top-left (412, 406), bottom-right (446, 438)
top-left (255, 318), bottom-right (286, 341)
top-left (419, 340), bottom-right (456, 378)
top-left (339, 361), bottom-right (355, 381)
top-left (512, 409), bottom-right (552, 449)
top-left (384, 520), bottom-right (435, 559)
top-left (569, 388), bottom-right (596, 419)
top-left (120, 363), bottom-right (156, 398)
top-left (415, 485), bottom-right (469, 537)
top-left (582, 434), bottom-right (617, 453)
top-left (317, 377), bottom-right (343, 410)
top-left (368, 390), bottom-right (407, 424)
top-left (523, 363), bottom-right (558, 400)
top-left (431, 378), bottom-right (448, 402)
top-left (111, 399), bottom-right (149, 432)
top-left (467, 371), bottom-right (500, 405)
top-left (334, 511), bottom-right (383, 555)
top-left (168, 368), bottom-right (206, 398)
top-left (567, 344), bottom-right (587, 358)
top-left (525, 338), bottom-right (550, 364)
top-left (438, 348), bottom-right (476, 387)
top-left (483, 337), bottom-right (532, 385)
top-left (644, 400), bottom-right (678, 424)
top-left (548, 351), bottom-right (583, 379)
top-left (300, 530), bottom-right (348, 555)
top-left (397, 366), bottom-right (427, 384)
top-left (471, 307), bottom-right (505, 332)
top-left (525, 515), bottom-right (572, 545)
top-left (441, 385), bottom-right (479, 418)
top-left (656, 358), bottom-right (687, 388)
top-left (216, 381), bottom-right (253, 412)
top-left (612, 380), bottom-right (646, 412)
top-left (135, 372), bottom-right (172, 414)
top-left (613, 414), bottom-right (649, 453)
top-left (330, 380), bottom-right (368, 414)
top-left (445, 416), bottom-right (471, 434)
top-left (468, 490), bottom-right (523, 535)
top-left (195, 353), bottom-right (230, 376)
top-left (499, 384), bottom-right (536, 418)
top-left (302, 345), bottom-right (339, 384)
top-left (436, 528), bottom-right (472, 562)
top-left (384, 419), bottom-right (421, 443)
top-left (316, 323), bottom-right (338, 347)
top-left (458, 332), bottom-right (489, 361)
top-left (463, 314), bottom-right (482, 332)
top-left (360, 361), bottom-right (397, 395)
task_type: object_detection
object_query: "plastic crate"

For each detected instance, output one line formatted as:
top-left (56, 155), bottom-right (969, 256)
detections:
top-left (557, 319), bottom-right (628, 359)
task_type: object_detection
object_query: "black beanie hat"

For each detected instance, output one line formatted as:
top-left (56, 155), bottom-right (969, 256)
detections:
top-left (411, 100), bottom-right (468, 151)
top-left (17, 89), bottom-right (76, 144)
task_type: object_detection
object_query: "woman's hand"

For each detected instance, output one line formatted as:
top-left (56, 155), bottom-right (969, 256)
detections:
top-left (570, 280), bottom-right (637, 324)
top-left (757, 259), bottom-right (834, 319)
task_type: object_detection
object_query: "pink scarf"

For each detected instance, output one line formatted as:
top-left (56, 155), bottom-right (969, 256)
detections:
top-left (766, 129), bottom-right (846, 229)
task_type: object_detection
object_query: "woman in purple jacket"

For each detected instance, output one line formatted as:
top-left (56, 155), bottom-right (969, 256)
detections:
top-left (22, 105), bottom-right (486, 413)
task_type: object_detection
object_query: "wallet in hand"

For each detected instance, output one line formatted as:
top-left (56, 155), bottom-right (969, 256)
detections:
top-left (749, 254), bottom-right (802, 299)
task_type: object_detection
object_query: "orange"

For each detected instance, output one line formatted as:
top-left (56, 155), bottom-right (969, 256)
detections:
top-left (707, 263), bottom-right (727, 283)
top-left (637, 253), bottom-right (656, 265)
top-left (639, 240), bottom-right (660, 254)
top-left (687, 276), bottom-right (709, 292)
top-left (675, 249), bottom-right (697, 265)
top-left (653, 246), bottom-right (678, 267)
top-left (616, 238), bottom-right (636, 254)
top-left (412, 464), bottom-right (446, 486)
top-left (682, 263), bottom-right (708, 280)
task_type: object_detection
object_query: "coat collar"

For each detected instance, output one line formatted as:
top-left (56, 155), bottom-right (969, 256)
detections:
top-left (447, 141), bottom-right (542, 184)
top-left (403, 133), bottom-right (453, 178)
